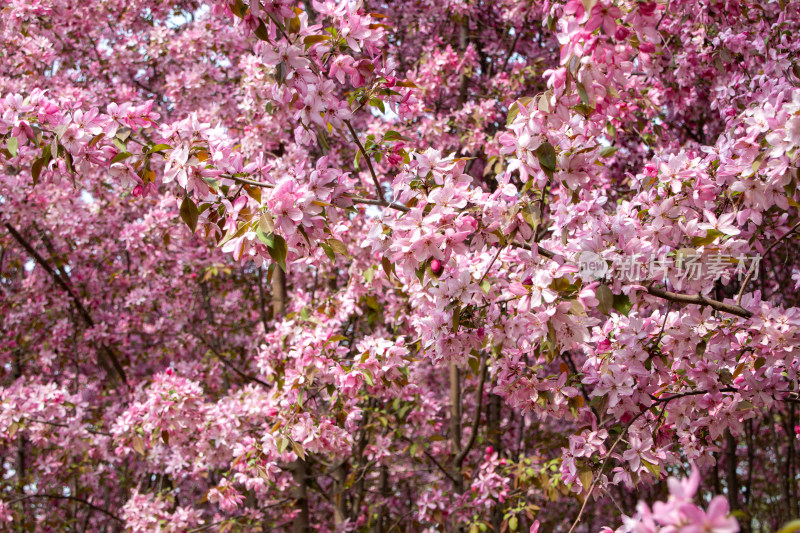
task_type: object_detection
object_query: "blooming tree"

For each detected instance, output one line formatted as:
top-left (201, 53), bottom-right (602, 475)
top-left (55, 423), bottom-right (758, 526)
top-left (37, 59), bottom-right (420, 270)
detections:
top-left (1, 0), bottom-right (800, 531)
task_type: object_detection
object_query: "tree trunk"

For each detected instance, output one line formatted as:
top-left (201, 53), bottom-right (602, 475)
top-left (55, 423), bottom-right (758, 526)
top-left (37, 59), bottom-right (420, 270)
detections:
top-left (726, 430), bottom-right (739, 514)
top-left (292, 459), bottom-right (310, 533)
top-left (271, 268), bottom-right (309, 532)
top-left (488, 392), bottom-right (503, 532)
top-left (449, 362), bottom-right (463, 494)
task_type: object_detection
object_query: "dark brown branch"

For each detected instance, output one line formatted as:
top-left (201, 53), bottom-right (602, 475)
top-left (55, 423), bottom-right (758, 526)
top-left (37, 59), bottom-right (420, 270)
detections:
top-left (454, 353), bottom-right (488, 466)
top-left (222, 174), bottom-right (275, 189)
top-left (344, 119), bottom-right (385, 203)
top-left (350, 197), bottom-right (410, 212)
top-left (3, 222), bottom-right (128, 384)
top-left (22, 417), bottom-right (113, 437)
top-left (190, 331), bottom-right (271, 389)
top-left (737, 219), bottom-right (800, 304)
top-left (646, 286), bottom-right (752, 319)
top-left (7, 493), bottom-right (122, 522)
top-left (424, 449), bottom-right (459, 485)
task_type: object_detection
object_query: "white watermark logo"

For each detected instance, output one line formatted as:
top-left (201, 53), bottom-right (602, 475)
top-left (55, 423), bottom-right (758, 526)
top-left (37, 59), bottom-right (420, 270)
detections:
top-left (577, 251), bottom-right (609, 281)
top-left (572, 252), bottom-right (761, 284)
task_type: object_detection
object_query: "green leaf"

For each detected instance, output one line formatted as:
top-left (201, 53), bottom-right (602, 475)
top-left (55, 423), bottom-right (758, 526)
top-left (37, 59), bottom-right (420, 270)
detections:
top-left (255, 227), bottom-right (273, 247)
top-left (254, 20), bottom-right (270, 41)
top-left (276, 436), bottom-right (289, 454)
top-left (606, 122), bottom-right (617, 140)
top-left (326, 238), bottom-right (349, 258)
top-left (31, 157), bottom-right (44, 185)
top-left (696, 339), bottom-right (707, 356)
top-left (317, 127), bottom-right (330, 152)
top-left (291, 441), bottom-right (306, 460)
top-left (506, 96), bottom-right (532, 126)
top-left (112, 137), bottom-right (127, 152)
top-left (7, 136), bottom-right (18, 157)
top-left (362, 369), bottom-right (374, 386)
top-left (691, 229), bottom-right (724, 246)
top-left (320, 242), bottom-right (335, 263)
top-left (219, 221), bottom-right (249, 247)
top-left (576, 82), bottom-right (590, 106)
top-left (147, 143), bottom-right (172, 154)
top-left (304, 34), bottom-right (331, 46)
top-left (596, 284), bottom-right (613, 315)
top-left (381, 256), bottom-right (395, 279)
top-left (415, 264), bottom-right (425, 285)
top-left (535, 142), bottom-right (557, 177)
top-left (481, 279), bottom-right (491, 294)
top-left (467, 353), bottom-right (480, 375)
top-left (368, 98), bottom-right (385, 113)
top-left (366, 295), bottom-right (380, 310)
top-left (364, 267), bottom-right (375, 283)
top-left (451, 304), bottom-right (461, 333)
top-left (179, 196), bottom-right (199, 233)
top-left (612, 293), bottom-right (632, 316)
top-left (383, 129), bottom-right (409, 142)
top-left (507, 102), bottom-right (520, 125)
top-left (508, 516), bottom-right (518, 531)
top-left (116, 127), bottom-right (131, 141)
top-left (578, 469), bottom-right (593, 489)
top-left (641, 459), bottom-right (660, 478)
top-left (268, 233), bottom-right (288, 272)
top-left (598, 146), bottom-right (618, 158)
top-left (111, 152), bottom-right (132, 164)
top-left (276, 61), bottom-right (287, 85)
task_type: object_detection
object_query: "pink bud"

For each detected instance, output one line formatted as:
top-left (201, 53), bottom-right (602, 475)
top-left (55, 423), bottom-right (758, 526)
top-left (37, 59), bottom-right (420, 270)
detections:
top-left (485, 446), bottom-right (494, 455)
top-left (614, 26), bottom-right (630, 41)
top-left (430, 259), bottom-right (443, 274)
top-left (477, 327), bottom-right (485, 338)
top-left (639, 2), bottom-right (657, 16)
top-left (639, 42), bottom-right (656, 54)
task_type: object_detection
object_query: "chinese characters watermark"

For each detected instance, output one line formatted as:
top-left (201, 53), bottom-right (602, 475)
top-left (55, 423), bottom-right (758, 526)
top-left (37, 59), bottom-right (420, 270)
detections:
top-left (576, 251), bottom-right (761, 284)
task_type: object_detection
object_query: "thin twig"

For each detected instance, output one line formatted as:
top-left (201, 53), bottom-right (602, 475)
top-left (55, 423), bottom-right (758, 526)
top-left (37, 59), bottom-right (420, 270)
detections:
top-left (3, 222), bottom-right (128, 384)
top-left (454, 353), bottom-right (488, 466)
top-left (567, 386), bottom-right (735, 532)
top-left (344, 119), bottom-right (385, 203)
top-left (646, 285), bottom-right (752, 319)
top-left (423, 450), bottom-right (459, 484)
top-left (7, 493), bottom-right (122, 522)
top-left (191, 331), bottom-right (271, 388)
top-left (22, 417), bottom-right (113, 437)
top-left (736, 220), bottom-right (800, 304)
top-left (350, 197), bottom-right (410, 212)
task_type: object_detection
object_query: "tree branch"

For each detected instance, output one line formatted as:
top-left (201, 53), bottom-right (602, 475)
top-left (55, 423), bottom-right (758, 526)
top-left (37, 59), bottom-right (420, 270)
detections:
top-left (454, 353), bottom-right (488, 466)
top-left (424, 450), bottom-right (459, 485)
top-left (344, 119), bottom-right (385, 203)
top-left (646, 286), bottom-right (752, 319)
top-left (3, 222), bottom-right (128, 385)
top-left (190, 331), bottom-right (271, 389)
top-left (736, 219), bottom-right (800, 304)
top-left (7, 493), bottom-right (122, 522)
